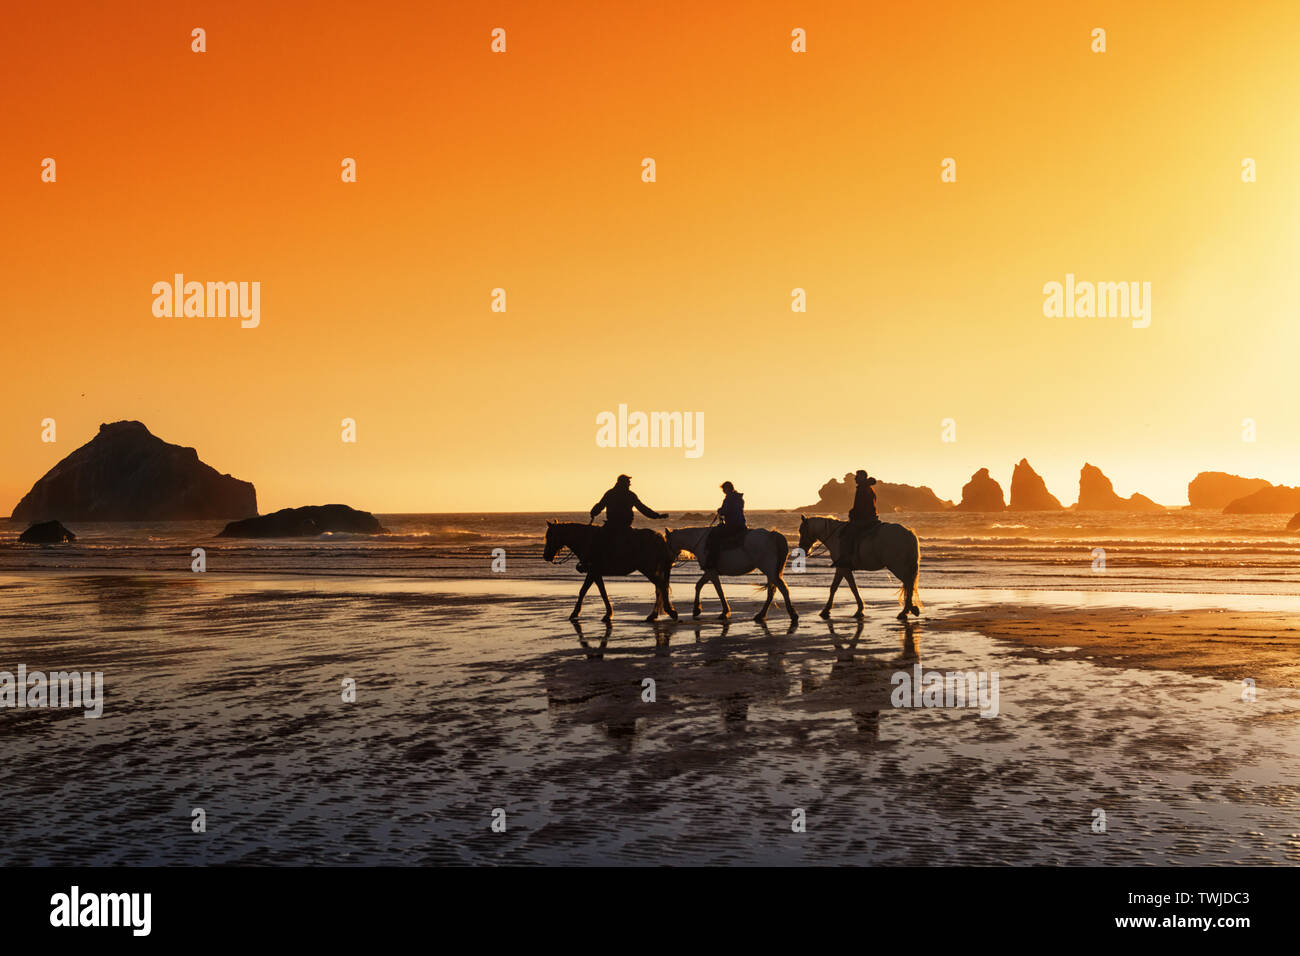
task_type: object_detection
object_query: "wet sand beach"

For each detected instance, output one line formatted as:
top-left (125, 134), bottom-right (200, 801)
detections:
top-left (3, 572), bottom-right (1300, 865)
top-left (929, 602), bottom-right (1300, 689)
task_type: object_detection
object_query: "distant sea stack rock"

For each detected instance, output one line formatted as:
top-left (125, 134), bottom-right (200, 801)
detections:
top-left (218, 504), bottom-right (388, 538)
top-left (800, 473), bottom-right (953, 513)
top-left (1287, 512), bottom-right (1300, 532)
top-left (1222, 485), bottom-right (1300, 515)
top-left (1188, 472), bottom-right (1272, 510)
top-left (1008, 459), bottom-right (1064, 511)
top-left (10, 421), bottom-right (257, 522)
top-left (1076, 464), bottom-right (1164, 512)
top-left (955, 468), bottom-right (1006, 512)
top-left (17, 520), bottom-right (76, 543)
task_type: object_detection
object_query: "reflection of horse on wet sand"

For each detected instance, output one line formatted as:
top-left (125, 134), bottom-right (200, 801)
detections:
top-left (787, 620), bottom-right (920, 738)
top-left (544, 521), bottom-right (677, 622)
top-left (798, 516), bottom-right (922, 621)
top-left (665, 526), bottom-right (797, 622)
top-left (544, 620), bottom-right (675, 749)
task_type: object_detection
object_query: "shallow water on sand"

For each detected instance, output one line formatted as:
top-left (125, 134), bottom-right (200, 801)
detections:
top-left (2, 573), bottom-right (1299, 865)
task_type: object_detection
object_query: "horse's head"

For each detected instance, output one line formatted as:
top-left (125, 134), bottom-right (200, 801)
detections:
top-left (543, 520), bottom-right (564, 562)
top-left (797, 515), bottom-right (816, 554)
top-left (664, 528), bottom-right (681, 562)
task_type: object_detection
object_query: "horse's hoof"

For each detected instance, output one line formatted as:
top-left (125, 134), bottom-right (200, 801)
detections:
top-left (753, 613), bottom-right (767, 623)
top-left (854, 610), bottom-right (865, 620)
top-left (667, 609), bottom-right (678, 620)
top-left (601, 613), bottom-right (612, 623)
top-left (896, 610), bottom-right (908, 622)
top-left (569, 612), bottom-right (580, 621)
top-left (789, 612), bottom-right (799, 622)
top-left (819, 608), bottom-right (831, 620)
top-left (910, 605), bottom-right (921, 616)
top-left (718, 611), bottom-right (731, 620)
top-left (692, 608), bottom-right (701, 619)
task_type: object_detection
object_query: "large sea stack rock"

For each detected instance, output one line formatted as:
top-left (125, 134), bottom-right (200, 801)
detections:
top-left (1076, 463), bottom-right (1164, 512)
top-left (10, 421), bottom-right (257, 522)
top-left (17, 520), bottom-right (76, 543)
top-left (218, 504), bottom-right (388, 538)
top-left (1223, 485), bottom-right (1300, 515)
top-left (954, 468), bottom-right (1006, 511)
top-left (1287, 512), bottom-right (1300, 532)
top-left (1187, 472), bottom-right (1272, 510)
top-left (799, 473), bottom-right (953, 513)
top-left (1008, 459), bottom-right (1064, 511)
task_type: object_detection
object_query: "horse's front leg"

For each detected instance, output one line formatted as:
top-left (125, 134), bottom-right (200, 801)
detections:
top-left (571, 573), bottom-right (595, 620)
top-left (843, 572), bottom-right (865, 619)
top-left (709, 571), bottom-right (730, 619)
top-left (660, 574), bottom-right (677, 620)
top-left (645, 573), bottom-right (670, 622)
top-left (593, 576), bottom-right (613, 622)
top-left (646, 579), bottom-right (663, 622)
top-left (692, 572), bottom-right (706, 618)
top-left (820, 569), bottom-right (842, 619)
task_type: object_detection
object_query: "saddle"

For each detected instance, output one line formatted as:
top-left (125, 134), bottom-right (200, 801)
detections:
top-left (836, 519), bottom-right (882, 568)
top-left (703, 525), bottom-right (748, 569)
top-left (581, 525), bottom-right (642, 575)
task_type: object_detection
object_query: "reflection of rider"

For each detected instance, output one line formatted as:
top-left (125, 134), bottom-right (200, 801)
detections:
top-left (583, 475), bottom-right (667, 572)
top-left (704, 481), bottom-right (746, 569)
top-left (839, 469), bottom-right (881, 569)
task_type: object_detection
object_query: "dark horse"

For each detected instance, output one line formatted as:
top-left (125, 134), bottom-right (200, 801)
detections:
top-left (543, 521), bottom-right (678, 622)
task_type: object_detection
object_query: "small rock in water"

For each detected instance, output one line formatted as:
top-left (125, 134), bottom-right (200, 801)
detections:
top-left (18, 520), bottom-right (76, 543)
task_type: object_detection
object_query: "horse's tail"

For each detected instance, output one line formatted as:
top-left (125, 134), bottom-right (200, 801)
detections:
top-left (772, 531), bottom-right (790, 577)
top-left (895, 532), bottom-right (922, 615)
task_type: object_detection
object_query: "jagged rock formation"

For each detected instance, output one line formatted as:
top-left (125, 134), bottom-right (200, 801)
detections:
top-left (1187, 472), bottom-right (1272, 510)
top-left (10, 421), bottom-right (257, 522)
top-left (1076, 463), bottom-right (1164, 512)
top-left (1223, 485), bottom-right (1300, 514)
top-left (1287, 512), bottom-right (1300, 531)
top-left (954, 468), bottom-right (1006, 511)
top-left (799, 473), bottom-right (953, 513)
top-left (218, 504), bottom-right (388, 538)
top-left (1008, 459), bottom-right (1064, 511)
top-left (17, 520), bottom-right (76, 543)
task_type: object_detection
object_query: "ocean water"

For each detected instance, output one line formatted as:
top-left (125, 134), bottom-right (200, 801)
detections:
top-left (3, 510), bottom-right (1298, 594)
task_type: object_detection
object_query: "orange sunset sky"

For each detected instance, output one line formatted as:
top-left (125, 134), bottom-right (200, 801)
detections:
top-left (3, 0), bottom-right (1299, 513)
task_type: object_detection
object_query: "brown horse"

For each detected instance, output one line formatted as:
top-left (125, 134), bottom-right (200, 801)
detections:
top-left (544, 521), bottom-right (677, 622)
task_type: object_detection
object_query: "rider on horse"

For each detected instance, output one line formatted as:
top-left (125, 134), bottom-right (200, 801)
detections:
top-left (703, 481), bottom-right (747, 569)
top-left (838, 469), bottom-right (882, 568)
top-left (583, 475), bottom-right (668, 572)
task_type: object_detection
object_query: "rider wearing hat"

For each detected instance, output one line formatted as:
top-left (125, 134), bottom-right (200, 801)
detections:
top-left (584, 475), bottom-right (668, 572)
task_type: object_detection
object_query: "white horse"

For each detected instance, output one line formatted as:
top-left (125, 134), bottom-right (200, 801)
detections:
top-left (665, 527), bottom-right (798, 622)
top-left (797, 516), bottom-right (921, 621)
